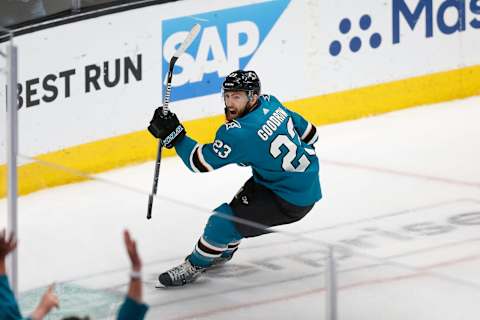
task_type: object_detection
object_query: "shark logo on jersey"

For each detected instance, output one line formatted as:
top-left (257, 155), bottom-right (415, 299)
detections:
top-left (225, 120), bottom-right (242, 130)
top-left (161, 0), bottom-right (290, 102)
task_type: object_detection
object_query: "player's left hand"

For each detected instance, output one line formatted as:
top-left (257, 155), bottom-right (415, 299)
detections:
top-left (148, 106), bottom-right (186, 148)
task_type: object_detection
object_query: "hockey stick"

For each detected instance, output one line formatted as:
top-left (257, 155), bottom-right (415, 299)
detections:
top-left (147, 24), bottom-right (201, 220)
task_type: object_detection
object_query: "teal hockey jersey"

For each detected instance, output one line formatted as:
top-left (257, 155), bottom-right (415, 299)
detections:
top-left (175, 95), bottom-right (321, 207)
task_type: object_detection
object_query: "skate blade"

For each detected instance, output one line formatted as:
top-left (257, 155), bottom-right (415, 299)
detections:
top-left (154, 280), bottom-right (188, 289)
top-left (154, 276), bottom-right (207, 289)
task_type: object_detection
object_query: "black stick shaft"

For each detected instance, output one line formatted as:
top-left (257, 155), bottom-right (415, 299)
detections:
top-left (147, 57), bottom-right (177, 219)
top-left (145, 22), bottom-right (200, 219)
top-left (147, 141), bottom-right (162, 219)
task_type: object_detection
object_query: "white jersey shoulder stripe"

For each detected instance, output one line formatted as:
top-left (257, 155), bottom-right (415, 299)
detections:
top-left (301, 122), bottom-right (313, 140)
top-left (306, 130), bottom-right (319, 145)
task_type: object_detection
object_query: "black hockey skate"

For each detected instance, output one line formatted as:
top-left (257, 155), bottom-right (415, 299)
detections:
top-left (158, 260), bottom-right (205, 287)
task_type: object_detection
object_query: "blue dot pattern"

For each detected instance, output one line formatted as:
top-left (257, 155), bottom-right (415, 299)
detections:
top-left (360, 15), bottom-right (371, 30)
top-left (350, 37), bottom-right (361, 52)
top-left (329, 40), bottom-right (342, 56)
top-left (329, 14), bottom-right (382, 56)
top-left (339, 18), bottom-right (351, 34)
top-left (370, 33), bottom-right (382, 48)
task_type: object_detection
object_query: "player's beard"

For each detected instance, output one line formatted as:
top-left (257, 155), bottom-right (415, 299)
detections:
top-left (224, 107), bottom-right (234, 122)
top-left (224, 102), bottom-right (249, 122)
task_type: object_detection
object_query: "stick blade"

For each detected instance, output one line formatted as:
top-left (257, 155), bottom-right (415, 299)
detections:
top-left (173, 23), bottom-right (201, 58)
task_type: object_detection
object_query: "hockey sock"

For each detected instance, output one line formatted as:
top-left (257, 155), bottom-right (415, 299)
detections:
top-left (188, 203), bottom-right (243, 267)
top-left (189, 236), bottom-right (226, 267)
top-left (221, 240), bottom-right (241, 258)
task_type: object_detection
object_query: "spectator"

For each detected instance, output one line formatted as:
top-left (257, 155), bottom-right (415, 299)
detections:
top-left (0, 229), bottom-right (148, 320)
top-left (117, 230), bottom-right (149, 320)
top-left (0, 229), bottom-right (59, 320)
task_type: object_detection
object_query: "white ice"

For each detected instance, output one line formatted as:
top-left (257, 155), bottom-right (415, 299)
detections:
top-left (1, 96), bottom-right (480, 319)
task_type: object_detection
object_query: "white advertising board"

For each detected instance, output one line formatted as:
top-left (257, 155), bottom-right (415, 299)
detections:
top-left (306, 0), bottom-right (480, 95)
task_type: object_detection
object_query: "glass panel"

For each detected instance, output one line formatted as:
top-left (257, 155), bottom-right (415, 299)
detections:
top-left (6, 68), bottom-right (480, 318)
top-left (4, 155), bottom-right (334, 319)
top-left (0, 1), bottom-right (48, 27)
top-left (79, 0), bottom-right (126, 9)
top-left (0, 0), bottom-right (156, 28)
top-left (13, 157), bottom-right (146, 318)
top-left (43, 1), bottom-right (74, 16)
top-left (337, 246), bottom-right (480, 319)
top-left (145, 232), bottom-right (328, 319)
top-left (1, 6), bottom-right (479, 319)
top-left (0, 38), bottom-right (7, 230)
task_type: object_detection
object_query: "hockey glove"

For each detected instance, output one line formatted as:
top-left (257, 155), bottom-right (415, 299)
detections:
top-left (148, 106), bottom-right (186, 149)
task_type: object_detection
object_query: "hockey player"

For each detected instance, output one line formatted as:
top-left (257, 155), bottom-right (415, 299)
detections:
top-left (148, 70), bottom-right (321, 287)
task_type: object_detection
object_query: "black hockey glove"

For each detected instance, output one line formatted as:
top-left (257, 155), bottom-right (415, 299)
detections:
top-left (148, 106), bottom-right (186, 149)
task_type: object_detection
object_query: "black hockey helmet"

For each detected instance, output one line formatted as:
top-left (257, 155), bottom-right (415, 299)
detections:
top-left (222, 70), bottom-right (261, 97)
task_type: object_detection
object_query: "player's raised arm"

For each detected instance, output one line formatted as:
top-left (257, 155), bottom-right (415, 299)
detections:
top-left (147, 104), bottom-right (246, 173)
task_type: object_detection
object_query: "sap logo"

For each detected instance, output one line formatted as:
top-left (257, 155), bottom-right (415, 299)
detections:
top-left (393, 0), bottom-right (480, 43)
top-left (162, 0), bottom-right (290, 102)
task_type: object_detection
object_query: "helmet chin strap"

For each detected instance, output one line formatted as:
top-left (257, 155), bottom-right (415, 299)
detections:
top-left (246, 92), bottom-right (259, 112)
